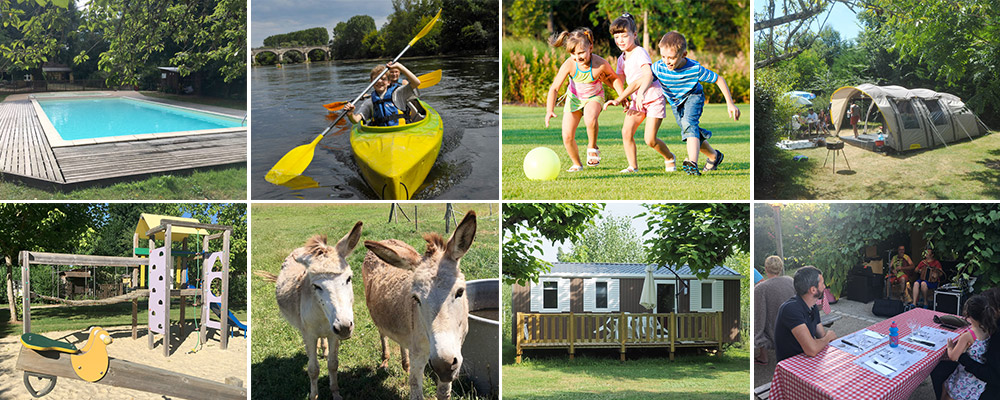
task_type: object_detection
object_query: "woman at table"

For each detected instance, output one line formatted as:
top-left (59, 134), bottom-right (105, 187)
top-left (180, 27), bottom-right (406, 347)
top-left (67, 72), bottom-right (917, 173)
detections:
top-left (933, 288), bottom-right (1000, 400)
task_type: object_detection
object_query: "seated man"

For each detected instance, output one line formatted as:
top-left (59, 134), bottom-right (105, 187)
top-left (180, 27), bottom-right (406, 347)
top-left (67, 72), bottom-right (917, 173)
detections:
top-left (888, 245), bottom-right (913, 300)
top-left (774, 266), bottom-right (837, 363)
top-left (805, 109), bottom-right (820, 135)
top-left (913, 248), bottom-right (944, 308)
top-left (754, 256), bottom-right (796, 364)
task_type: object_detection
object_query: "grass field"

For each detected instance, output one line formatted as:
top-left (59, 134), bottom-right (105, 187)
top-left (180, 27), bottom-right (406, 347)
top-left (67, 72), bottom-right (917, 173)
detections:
top-left (250, 203), bottom-right (499, 400)
top-left (0, 302), bottom-right (247, 338)
top-left (772, 132), bottom-right (1000, 199)
top-left (502, 104), bottom-right (750, 200)
top-left (0, 166), bottom-right (247, 200)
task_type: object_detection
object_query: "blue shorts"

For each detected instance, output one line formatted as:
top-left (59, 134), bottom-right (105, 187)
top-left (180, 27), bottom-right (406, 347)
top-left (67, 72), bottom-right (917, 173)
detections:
top-left (916, 280), bottom-right (939, 290)
top-left (669, 87), bottom-right (712, 143)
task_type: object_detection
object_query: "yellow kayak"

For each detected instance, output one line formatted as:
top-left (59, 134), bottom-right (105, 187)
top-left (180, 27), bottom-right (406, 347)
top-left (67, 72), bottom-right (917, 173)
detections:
top-left (350, 100), bottom-right (443, 200)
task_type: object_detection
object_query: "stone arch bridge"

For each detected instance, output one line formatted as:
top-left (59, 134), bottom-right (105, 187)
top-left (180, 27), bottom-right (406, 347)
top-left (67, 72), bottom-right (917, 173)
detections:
top-left (252, 46), bottom-right (330, 63)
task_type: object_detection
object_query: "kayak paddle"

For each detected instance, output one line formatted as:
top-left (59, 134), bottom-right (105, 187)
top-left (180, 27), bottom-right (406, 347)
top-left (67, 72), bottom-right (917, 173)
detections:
top-left (266, 8), bottom-right (442, 185)
top-left (322, 69), bottom-right (443, 112)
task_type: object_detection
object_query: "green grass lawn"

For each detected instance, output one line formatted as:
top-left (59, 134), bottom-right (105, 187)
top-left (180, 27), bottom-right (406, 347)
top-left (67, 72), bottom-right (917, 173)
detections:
top-left (251, 203), bottom-right (499, 400)
top-left (773, 132), bottom-right (1000, 199)
top-left (0, 301), bottom-right (247, 338)
top-left (502, 104), bottom-right (750, 200)
top-left (0, 166), bottom-right (247, 200)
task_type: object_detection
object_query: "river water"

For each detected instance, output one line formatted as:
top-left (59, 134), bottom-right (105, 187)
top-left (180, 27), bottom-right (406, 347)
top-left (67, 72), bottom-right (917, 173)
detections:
top-left (250, 56), bottom-right (499, 200)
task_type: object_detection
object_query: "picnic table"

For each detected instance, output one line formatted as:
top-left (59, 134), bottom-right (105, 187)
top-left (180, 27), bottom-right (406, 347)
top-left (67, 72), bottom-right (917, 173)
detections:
top-left (770, 308), bottom-right (967, 400)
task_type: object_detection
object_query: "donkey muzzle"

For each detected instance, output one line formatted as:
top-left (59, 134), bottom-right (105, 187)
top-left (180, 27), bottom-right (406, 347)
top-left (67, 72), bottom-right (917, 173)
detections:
top-left (332, 320), bottom-right (354, 339)
top-left (430, 356), bottom-right (461, 382)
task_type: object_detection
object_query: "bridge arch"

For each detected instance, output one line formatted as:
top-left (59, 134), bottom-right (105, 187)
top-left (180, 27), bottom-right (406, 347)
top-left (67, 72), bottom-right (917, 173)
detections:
top-left (252, 46), bottom-right (331, 64)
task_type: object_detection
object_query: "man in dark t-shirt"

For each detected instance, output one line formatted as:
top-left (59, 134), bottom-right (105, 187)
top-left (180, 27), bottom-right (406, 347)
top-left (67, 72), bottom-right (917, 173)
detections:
top-left (774, 266), bottom-right (838, 363)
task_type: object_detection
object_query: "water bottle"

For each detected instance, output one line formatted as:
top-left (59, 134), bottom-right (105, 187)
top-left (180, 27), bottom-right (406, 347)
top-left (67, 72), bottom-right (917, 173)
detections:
top-left (890, 321), bottom-right (899, 348)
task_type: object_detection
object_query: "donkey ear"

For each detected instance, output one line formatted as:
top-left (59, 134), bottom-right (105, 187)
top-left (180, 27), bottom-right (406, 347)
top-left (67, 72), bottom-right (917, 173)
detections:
top-left (336, 221), bottom-right (363, 258)
top-left (365, 240), bottom-right (422, 270)
top-left (446, 211), bottom-right (477, 261)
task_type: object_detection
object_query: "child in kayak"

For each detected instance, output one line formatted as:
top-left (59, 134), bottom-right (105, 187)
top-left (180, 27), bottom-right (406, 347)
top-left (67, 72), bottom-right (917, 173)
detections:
top-left (651, 31), bottom-right (740, 175)
top-left (602, 13), bottom-right (676, 173)
top-left (345, 61), bottom-right (420, 127)
top-left (544, 28), bottom-right (623, 171)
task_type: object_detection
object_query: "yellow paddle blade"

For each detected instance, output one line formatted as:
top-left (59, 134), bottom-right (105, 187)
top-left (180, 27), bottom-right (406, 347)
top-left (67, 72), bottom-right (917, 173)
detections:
top-left (409, 9), bottom-right (442, 47)
top-left (265, 133), bottom-right (324, 184)
top-left (417, 69), bottom-right (442, 89)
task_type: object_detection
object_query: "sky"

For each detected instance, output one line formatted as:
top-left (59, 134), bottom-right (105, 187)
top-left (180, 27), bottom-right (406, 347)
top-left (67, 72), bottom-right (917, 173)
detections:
top-left (532, 203), bottom-right (654, 263)
top-left (251, 0), bottom-right (393, 47)
top-left (754, 1), bottom-right (863, 41)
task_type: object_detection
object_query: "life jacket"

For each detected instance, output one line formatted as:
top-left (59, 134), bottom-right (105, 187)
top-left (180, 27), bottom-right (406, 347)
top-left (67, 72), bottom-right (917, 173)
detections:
top-left (370, 85), bottom-right (403, 126)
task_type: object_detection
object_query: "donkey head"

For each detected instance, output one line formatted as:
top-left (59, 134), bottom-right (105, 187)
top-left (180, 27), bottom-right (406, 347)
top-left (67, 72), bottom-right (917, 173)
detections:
top-left (298, 221), bottom-right (363, 340)
top-left (365, 211), bottom-right (477, 382)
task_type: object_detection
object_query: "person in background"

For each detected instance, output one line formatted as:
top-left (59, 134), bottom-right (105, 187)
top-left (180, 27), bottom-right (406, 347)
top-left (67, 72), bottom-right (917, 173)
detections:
top-left (754, 256), bottom-right (796, 365)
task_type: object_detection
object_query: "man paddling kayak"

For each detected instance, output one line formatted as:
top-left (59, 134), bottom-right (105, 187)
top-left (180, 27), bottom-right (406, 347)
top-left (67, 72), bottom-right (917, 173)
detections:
top-left (345, 61), bottom-right (421, 126)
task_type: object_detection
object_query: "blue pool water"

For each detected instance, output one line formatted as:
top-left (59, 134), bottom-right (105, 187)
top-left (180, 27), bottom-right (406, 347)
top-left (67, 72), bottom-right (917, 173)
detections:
top-left (36, 97), bottom-right (242, 140)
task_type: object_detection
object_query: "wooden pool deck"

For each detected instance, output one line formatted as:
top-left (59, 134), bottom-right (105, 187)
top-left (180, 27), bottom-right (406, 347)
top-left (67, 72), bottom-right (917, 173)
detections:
top-left (0, 92), bottom-right (246, 185)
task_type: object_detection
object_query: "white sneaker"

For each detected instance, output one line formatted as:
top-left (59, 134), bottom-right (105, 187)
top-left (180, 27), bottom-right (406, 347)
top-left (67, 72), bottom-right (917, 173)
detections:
top-left (620, 167), bottom-right (638, 174)
top-left (665, 160), bottom-right (676, 172)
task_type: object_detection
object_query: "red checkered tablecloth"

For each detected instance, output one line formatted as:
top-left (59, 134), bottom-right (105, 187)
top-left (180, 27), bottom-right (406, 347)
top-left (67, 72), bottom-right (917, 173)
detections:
top-left (770, 308), bottom-right (968, 400)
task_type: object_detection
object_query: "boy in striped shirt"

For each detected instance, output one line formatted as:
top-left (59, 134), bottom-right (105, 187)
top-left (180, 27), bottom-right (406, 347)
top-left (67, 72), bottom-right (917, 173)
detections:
top-left (652, 31), bottom-right (741, 175)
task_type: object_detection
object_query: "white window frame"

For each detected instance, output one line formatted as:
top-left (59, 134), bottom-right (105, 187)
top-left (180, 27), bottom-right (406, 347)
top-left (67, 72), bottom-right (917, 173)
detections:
top-left (531, 278), bottom-right (570, 313)
top-left (653, 279), bottom-right (678, 313)
top-left (690, 279), bottom-right (724, 312)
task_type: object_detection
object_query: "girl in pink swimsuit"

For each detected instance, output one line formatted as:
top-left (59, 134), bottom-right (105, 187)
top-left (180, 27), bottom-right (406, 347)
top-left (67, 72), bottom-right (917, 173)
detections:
top-left (603, 13), bottom-right (676, 173)
top-left (545, 28), bottom-right (623, 171)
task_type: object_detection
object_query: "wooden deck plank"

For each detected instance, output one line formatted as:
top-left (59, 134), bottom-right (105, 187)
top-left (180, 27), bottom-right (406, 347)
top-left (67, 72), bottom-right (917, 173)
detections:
top-left (0, 100), bottom-right (64, 182)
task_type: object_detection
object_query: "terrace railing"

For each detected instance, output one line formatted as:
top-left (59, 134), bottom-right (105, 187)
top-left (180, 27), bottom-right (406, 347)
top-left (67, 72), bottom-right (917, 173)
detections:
top-left (515, 311), bottom-right (723, 362)
top-left (0, 79), bottom-right (131, 94)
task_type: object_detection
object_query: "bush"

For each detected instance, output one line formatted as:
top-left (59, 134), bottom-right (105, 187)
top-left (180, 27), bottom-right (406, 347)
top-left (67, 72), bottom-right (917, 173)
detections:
top-left (754, 68), bottom-right (798, 198)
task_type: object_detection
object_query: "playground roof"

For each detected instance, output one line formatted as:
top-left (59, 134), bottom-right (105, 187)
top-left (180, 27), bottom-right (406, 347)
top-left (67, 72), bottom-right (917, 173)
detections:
top-left (135, 213), bottom-right (209, 241)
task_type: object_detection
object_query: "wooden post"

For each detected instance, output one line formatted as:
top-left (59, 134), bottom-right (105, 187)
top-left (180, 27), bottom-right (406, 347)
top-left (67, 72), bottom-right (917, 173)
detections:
top-left (717, 311), bottom-right (724, 354)
top-left (619, 312), bottom-right (626, 361)
top-left (515, 313), bottom-right (523, 364)
top-left (179, 296), bottom-right (186, 338)
top-left (670, 313), bottom-right (676, 361)
top-left (568, 312), bottom-right (575, 360)
top-left (163, 224), bottom-right (172, 357)
top-left (131, 298), bottom-right (138, 340)
top-left (414, 206), bottom-right (418, 232)
top-left (220, 229), bottom-right (231, 350)
top-left (445, 203), bottom-right (453, 234)
top-left (21, 251), bottom-right (30, 334)
top-left (200, 234), bottom-right (209, 345)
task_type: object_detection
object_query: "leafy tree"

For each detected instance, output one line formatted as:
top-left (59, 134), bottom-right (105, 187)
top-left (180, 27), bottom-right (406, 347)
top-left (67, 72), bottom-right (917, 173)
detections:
top-left (441, 0), bottom-right (498, 53)
top-left (331, 15), bottom-right (377, 60)
top-left (502, 203), bottom-right (603, 285)
top-left (380, 0), bottom-right (442, 57)
top-left (0, 204), bottom-right (94, 323)
top-left (593, 0), bottom-right (746, 55)
top-left (504, 0), bottom-right (549, 39)
top-left (557, 215), bottom-right (645, 264)
top-left (263, 27), bottom-right (329, 48)
top-left (0, 0), bottom-right (75, 72)
top-left (640, 203), bottom-right (749, 280)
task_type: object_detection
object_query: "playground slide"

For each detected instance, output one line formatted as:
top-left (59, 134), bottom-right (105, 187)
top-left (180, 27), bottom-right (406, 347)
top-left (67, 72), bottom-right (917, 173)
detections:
top-left (210, 303), bottom-right (248, 336)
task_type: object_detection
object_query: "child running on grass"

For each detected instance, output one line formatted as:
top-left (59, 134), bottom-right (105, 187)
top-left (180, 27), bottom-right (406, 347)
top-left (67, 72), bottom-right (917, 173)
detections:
top-left (602, 13), bottom-right (676, 174)
top-left (344, 61), bottom-right (420, 127)
top-left (652, 31), bottom-right (740, 175)
top-left (544, 28), bottom-right (623, 171)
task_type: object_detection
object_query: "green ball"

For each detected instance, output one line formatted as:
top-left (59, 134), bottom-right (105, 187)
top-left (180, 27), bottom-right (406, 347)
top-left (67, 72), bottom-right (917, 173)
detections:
top-left (523, 147), bottom-right (560, 181)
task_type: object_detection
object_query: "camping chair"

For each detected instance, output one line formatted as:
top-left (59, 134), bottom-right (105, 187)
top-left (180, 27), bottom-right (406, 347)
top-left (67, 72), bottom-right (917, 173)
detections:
top-left (594, 316), bottom-right (619, 340)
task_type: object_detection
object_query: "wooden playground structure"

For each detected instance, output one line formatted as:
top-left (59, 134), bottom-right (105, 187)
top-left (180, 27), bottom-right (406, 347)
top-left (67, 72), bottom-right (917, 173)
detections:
top-left (15, 215), bottom-right (245, 399)
top-left (515, 312), bottom-right (725, 362)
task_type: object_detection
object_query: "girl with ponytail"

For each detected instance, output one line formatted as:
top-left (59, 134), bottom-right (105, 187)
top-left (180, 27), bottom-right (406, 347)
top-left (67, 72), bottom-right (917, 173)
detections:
top-left (545, 28), bottom-right (623, 171)
top-left (942, 293), bottom-right (997, 400)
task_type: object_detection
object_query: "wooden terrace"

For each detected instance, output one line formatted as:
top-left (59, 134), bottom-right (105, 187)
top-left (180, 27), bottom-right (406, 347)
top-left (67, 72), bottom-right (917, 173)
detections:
top-left (515, 312), bottom-right (724, 362)
top-left (0, 92), bottom-right (246, 186)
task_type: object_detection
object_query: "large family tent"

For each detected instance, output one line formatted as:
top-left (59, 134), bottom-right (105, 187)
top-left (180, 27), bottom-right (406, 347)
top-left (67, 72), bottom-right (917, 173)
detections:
top-left (830, 84), bottom-right (987, 152)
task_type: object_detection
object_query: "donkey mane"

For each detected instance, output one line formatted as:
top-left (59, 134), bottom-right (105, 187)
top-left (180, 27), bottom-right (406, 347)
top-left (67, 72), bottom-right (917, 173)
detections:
top-left (305, 235), bottom-right (330, 257)
top-left (422, 233), bottom-right (446, 257)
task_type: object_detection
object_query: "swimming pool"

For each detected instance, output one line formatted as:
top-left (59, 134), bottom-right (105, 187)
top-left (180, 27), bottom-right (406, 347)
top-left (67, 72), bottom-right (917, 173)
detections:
top-left (32, 96), bottom-right (244, 147)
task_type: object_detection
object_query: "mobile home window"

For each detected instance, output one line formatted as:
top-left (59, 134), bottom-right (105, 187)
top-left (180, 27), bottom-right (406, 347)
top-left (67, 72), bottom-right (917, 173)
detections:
top-left (543, 281), bottom-right (558, 309)
top-left (596, 281), bottom-right (608, 309)
top-left (701, 282), bottom-right (713, 309)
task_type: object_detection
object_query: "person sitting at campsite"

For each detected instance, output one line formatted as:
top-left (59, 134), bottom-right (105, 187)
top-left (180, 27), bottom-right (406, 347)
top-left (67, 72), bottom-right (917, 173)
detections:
top-left (849, 102), bottom-right (861, 137)
top-left (774, 266), bottom-right (837, 363)
top-left (941, 293), bottom-right (997, 400)
top-left (805, 109), bottom-right (819, 135)
top-left (888, 245), bottom-right (914, 299)
top-left (344, 62), bottom-right (421, 127)
top-left (818, 108), bottom-right (830, 134)
top-left (754, 255), bottom-right (795, 365)
top-left (913, 248), bottom-right (944, 309)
